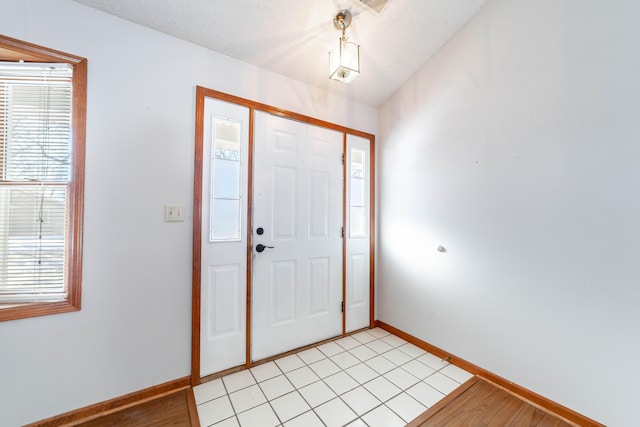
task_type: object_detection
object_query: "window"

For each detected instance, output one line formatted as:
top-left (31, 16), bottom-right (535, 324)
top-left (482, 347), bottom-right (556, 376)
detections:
top-left (349, 148), bottom-right (368, 237)
top-left (209, 117), bottom-right (242, 241)
top-left (0, 35), bottom-right (86, 322)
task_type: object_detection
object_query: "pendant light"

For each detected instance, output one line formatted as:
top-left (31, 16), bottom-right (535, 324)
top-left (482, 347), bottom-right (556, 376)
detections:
top-left (329, 10), bottom-right (360, 83)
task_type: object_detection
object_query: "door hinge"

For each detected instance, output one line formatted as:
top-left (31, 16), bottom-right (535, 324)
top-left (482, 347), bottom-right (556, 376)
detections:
top-left (342, 153), bottom-right (345, 165)
top-left (341, 301), bottom-right (345, 313)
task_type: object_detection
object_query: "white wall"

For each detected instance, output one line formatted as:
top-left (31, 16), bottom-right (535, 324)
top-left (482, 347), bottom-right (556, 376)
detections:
top-left (378, 0), bottom-right (639, 425)
top-left (0, 1), bottom-right (377, 425)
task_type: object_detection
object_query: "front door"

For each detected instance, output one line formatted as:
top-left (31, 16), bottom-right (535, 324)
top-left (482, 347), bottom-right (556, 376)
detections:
top-left (251, 111), bottom-right (343, 361)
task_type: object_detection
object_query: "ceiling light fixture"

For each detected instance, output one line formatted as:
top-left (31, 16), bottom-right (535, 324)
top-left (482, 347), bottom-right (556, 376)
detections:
top-left (329, 10), bottom-right (360, 84)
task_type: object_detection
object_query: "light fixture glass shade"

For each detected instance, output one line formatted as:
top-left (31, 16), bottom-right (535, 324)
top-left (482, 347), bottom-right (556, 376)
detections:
top-left (329, 38), bottom-right (360, 83)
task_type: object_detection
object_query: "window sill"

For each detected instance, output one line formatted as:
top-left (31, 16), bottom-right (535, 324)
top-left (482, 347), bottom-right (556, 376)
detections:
top-left (0, 300), bottom-right (80, 322)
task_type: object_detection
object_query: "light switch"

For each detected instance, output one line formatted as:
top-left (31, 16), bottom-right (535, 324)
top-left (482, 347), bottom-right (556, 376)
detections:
top-left (165, 205), bottom-right (185, 222)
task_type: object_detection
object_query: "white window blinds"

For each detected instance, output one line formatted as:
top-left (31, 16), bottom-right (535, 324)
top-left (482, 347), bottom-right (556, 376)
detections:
top-left (0, 62), bottom-right (73, 303)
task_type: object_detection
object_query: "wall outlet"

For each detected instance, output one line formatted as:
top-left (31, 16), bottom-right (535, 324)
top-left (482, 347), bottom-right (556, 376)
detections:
top-left (165, 205), bottom-right (185, 222)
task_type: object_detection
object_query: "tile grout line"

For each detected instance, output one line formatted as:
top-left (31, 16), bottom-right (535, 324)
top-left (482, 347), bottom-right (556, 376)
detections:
top-left (311, 331), bottom-right (403, 425)
top-left (248, 362), bottom-right (285, 427)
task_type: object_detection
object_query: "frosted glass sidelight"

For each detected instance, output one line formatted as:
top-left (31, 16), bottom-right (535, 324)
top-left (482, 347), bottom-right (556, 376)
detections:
top-left (212, 160), bottom-right (240, 200)
top-left (349, 148), bottom-right (368, 237)
top-left (213, 118), bottom-right (241, 158)
top-left (351, 149), bottom-right (365, 178)
top-left (345, 134), bottom-right (371, 333)
top-left (209, 117), bottom-right (242, 241)
top-left (210, 199), bottom-right (241, 241)
top-left (350, 206), bottom-right (367, 237)
top-left (350, 177), bottom-right (365, 207)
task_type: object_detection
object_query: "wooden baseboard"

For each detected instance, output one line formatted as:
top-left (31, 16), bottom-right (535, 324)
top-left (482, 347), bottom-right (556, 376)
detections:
top-left (186, 387), bottom-right (201, 427)
top-left (375, 320), bottom-right (604, 427)
top-left (25, 376), bottom-right (192, 427)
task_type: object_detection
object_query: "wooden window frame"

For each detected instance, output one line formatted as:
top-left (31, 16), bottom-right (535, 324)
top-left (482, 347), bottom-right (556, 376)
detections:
top-left (0, 35), bottom-right (86, 322)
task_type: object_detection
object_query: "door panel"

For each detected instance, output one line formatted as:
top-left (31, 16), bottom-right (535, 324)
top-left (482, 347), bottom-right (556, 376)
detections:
top-left (207, 264), bottom-right (242, 336)
top-left (272, 259), bottom-right (296, 324)
top-left (309, 257), bottom-right (330, 315)
top-left (252, 111), bottom-right (343, 361)
top-left (272, 166), bottom-right (297, 239)
top-left (309, 171), bottom-right (330, 238)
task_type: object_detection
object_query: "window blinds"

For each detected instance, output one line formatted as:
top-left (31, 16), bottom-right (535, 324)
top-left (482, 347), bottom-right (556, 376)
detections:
top-left (0, 62), bottom-right (72, 303)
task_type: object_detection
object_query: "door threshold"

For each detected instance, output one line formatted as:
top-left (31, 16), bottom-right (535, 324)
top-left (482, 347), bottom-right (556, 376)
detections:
top-left (198, 327), bottom-right (372, 384)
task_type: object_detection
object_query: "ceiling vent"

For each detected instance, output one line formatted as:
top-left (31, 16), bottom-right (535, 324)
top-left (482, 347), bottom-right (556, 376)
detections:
top-left (357, 0), bottom-right (390, 14)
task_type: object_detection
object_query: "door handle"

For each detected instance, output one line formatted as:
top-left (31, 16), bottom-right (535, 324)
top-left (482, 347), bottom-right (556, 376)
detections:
top-left (255, 244), bottom-right (275, 253)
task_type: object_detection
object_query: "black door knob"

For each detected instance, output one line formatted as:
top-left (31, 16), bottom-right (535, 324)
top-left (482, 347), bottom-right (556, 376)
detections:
top-left (256, 244), bottom-right (274, 253)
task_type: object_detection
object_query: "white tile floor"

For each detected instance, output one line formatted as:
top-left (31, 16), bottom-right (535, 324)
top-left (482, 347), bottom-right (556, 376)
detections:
top-left (194, 328), bottom-right (474, 427)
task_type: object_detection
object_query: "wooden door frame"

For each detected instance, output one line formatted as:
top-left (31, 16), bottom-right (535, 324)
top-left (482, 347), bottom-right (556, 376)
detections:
top-left (191, 86), bottom-right (375, 385)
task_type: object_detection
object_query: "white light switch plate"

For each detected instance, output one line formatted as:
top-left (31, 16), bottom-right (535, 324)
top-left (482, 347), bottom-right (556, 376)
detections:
top-left (165, 205), bottom-right (185, 222)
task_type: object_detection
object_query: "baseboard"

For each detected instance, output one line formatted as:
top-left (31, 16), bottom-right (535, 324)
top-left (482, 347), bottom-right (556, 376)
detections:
top-left (186, 387), bottom-right (201, 427)
top-left (375, 320), bottom-right (604, 427)
top-left (24, 376), bottom-right (192, 427)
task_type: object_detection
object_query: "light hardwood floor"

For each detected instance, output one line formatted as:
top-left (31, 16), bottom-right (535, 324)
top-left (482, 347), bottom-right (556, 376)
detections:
top-left (76, 389), bottom-right (198, 427)
top-left (407, 376), bottom-right (574, 427)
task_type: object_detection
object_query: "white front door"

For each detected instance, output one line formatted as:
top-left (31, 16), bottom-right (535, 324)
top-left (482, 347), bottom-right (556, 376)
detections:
top-left (252, 111), bottom-right (343, 361)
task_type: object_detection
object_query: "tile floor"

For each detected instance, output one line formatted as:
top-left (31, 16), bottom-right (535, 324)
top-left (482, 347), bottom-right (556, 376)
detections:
top-left (194, 328), bottom-right (473, 427)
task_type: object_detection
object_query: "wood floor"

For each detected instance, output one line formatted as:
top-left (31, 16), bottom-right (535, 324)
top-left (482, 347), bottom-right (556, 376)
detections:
top-left (407, 377), bottom-right (575, 427)
top-left (76, 389), bottom-right (198, 427)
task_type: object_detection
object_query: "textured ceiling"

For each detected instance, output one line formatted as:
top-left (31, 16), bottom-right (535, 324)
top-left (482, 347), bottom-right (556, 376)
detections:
top-left (74, 0), bottom-right (487, 106)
